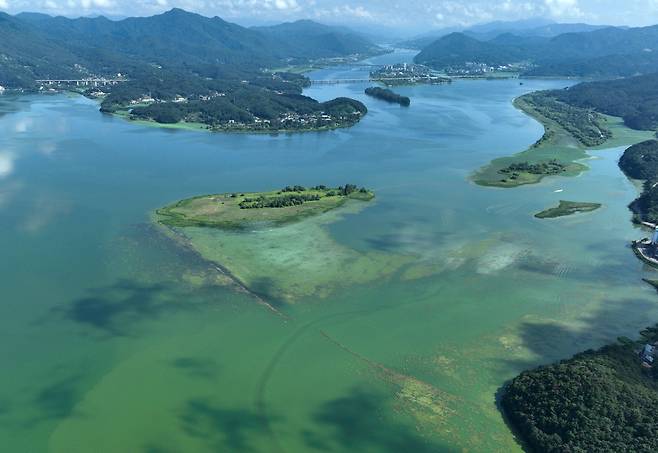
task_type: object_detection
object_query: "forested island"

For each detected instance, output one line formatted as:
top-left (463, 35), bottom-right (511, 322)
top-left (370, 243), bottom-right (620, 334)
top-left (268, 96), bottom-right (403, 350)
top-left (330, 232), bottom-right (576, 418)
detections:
top-left (534, 200), bottom-right (601, 219)
top-left (501, 327), bottom-right (658, 452)
top-left (474, 74), bottom-right (658, 188)
top-left (156, 184), bottom-right (374, 230)
top-left (365, 87), bottom-right (410, 106)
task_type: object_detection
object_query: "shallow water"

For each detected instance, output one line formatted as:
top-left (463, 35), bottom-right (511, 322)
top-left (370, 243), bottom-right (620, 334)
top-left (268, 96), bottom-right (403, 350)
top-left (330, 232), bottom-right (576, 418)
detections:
top-left (2, 50), bottom-right (658, 452)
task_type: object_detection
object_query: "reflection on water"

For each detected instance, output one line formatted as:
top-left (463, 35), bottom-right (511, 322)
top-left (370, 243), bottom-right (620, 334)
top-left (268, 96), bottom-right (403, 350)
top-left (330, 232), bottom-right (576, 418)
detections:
top-left (1, 51), bottom-right (658, 452)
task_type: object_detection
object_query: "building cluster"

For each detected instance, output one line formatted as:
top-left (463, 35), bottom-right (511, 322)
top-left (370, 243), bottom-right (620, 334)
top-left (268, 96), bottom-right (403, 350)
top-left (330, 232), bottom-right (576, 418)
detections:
top-left (370, 63), bottom-right (449, 85)
top-left (444, 62), bottom-right (529, 76)
top-left (220, 110), bottom-right (361, 131)
top-left (129, 91), bottom-right (226, 106)
top-left (371, 63), bottom-right (432, 78)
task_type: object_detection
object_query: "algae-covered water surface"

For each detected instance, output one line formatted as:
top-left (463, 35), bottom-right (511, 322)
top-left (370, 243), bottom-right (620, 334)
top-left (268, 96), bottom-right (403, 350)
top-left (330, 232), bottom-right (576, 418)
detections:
top-left (3, 50), bottom-right (658, 452)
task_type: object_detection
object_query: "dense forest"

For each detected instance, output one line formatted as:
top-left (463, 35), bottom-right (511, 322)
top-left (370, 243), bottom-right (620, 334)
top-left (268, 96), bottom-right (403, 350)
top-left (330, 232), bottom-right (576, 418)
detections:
top-left (619, 140), bottom-right (658, 181)
top-left (550, 74), bottom-right (658, 131)
top-left (364, 87), bottom-right (411, 106)
top-left (521, 92), bottom-right (611, 146)
top-left (501, 327), bottom-right (658, 453)
top-left (619, 140), bottom-right (658, 224)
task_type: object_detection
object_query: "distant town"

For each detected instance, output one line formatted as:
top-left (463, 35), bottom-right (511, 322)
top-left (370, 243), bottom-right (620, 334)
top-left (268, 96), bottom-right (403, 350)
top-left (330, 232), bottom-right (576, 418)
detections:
top-left (370, 63), bottom-right (451, 85)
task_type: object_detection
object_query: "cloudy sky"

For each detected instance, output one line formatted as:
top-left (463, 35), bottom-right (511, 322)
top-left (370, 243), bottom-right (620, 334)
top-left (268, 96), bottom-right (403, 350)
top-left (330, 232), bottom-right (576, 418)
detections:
top-left (2, 0), bottom-right (658, 30)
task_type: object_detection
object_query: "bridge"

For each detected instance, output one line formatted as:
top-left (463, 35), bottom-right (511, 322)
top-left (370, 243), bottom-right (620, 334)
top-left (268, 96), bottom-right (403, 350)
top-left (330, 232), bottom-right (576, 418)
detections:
top-left (36, 79), bottom-right (127, 87)
top-left (310, 77), bottom-right (451, 85)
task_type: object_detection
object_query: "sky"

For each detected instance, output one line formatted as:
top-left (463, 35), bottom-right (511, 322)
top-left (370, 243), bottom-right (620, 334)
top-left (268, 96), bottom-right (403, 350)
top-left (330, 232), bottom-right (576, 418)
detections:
top-left (2, 0), bottom-right (658, 31)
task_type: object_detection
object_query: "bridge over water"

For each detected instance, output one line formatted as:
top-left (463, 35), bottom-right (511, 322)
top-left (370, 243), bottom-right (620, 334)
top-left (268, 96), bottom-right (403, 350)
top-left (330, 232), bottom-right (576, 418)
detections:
top-left (310, 77), bottom-right (451, 85)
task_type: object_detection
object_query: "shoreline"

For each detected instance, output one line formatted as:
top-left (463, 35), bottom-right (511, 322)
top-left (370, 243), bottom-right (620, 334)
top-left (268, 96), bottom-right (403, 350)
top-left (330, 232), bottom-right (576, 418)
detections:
top-left (109, 110), bottom-right (364, 135)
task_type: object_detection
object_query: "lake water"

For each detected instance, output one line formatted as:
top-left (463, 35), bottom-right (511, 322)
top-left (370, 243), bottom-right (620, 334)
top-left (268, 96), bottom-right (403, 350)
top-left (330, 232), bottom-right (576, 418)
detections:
top-left (2, 50), bottom-right (658, 452)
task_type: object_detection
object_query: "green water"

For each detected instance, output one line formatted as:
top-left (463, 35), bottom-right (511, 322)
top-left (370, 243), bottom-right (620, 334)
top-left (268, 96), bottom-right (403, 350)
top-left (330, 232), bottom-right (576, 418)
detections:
top-left (2, 50), bottom-right (658, 452)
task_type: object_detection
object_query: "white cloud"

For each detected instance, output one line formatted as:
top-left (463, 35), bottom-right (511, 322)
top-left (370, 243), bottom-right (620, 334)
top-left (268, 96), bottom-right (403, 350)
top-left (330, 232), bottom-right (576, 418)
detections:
top-left (14, 118), bottom-right (32, 133)
top-left (0, 151), bottom-right (16, 179)
top-left (544, 0), bottom-right (582, 17)
top-left (2, 0), bottom-right (657, 27)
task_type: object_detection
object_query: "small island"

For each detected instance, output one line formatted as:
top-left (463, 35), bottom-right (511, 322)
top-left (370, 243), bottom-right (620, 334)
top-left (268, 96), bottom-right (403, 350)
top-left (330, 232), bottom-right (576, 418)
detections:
top-left (534, 200), bottom-right (602, 219)
top-left (365, 87), bottom-right (410, 107)
top-left (156, 184), bottom-right (375, 230)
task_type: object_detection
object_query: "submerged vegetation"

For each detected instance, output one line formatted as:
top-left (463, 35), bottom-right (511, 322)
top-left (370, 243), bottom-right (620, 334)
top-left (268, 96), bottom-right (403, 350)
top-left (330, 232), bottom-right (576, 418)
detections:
top-left (534, 200), bottom-right (602, 219)
top-left (502, 326), bottom-right (658, 453)
top-left (365, 87), bottom-right (411, 106)
top-left (156, 185), bottom-right (374, 229)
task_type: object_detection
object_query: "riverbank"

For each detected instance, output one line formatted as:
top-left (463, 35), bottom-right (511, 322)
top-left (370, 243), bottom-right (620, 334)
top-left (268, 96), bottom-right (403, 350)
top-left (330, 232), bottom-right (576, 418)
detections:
top-left (472, 93), bottom-right (654, 188)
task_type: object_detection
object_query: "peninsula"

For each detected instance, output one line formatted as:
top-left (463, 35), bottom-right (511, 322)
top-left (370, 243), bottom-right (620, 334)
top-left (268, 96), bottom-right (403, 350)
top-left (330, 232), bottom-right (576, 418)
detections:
top-left (365, 87), bottom-right (411, 106)
top-left (156, 184), bottom-right (374, 230)
top-left (501, 327), bottom-right (658, 452)
top-left (619, 140), bottom-right (658, 224)
top-left (534, 200), bottom-right (601, 219)
top-left (473, 76), bottom-right (657, 188)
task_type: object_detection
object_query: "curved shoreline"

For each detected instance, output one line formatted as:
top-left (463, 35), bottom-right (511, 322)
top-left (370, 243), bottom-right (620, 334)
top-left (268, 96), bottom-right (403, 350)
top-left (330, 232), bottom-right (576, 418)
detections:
top-left (472, 94), bottom-right (654, 188)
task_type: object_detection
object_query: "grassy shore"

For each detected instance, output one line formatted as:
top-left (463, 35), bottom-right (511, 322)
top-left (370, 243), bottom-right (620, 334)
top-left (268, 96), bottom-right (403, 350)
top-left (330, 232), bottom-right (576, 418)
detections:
top-left (534, 200), bottom-right (602, 219)
top-left (473, 94), bottom-right (655, 188)
top-left (156, 186), bottom-right (375, 230)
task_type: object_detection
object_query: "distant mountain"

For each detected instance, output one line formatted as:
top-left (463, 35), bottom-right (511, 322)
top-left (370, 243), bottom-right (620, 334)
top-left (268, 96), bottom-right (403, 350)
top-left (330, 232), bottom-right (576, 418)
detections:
top-left (467, 17), bottom-right (554, 34)
top-left (414, 32), bottom-right (527, 68)
top-left (414, 23), bottom-right (658, 78)
top-left (401, 19), bottom-right (612, 49)
top-left (252, 20), bottom-right (383, 60)
top-left (17, 9), bottom-right (282, 68)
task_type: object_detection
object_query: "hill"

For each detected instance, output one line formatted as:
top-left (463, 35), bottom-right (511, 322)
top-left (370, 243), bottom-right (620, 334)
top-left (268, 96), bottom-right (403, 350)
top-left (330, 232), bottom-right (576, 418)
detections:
top-left (17, 9), bottom-right (284, 68)
top-left (550, 73), bottom-right (658, 130)
top-left (252, 20), bottom-right (383, 60)
top-left (0, 12), bottom-right (91, 86)
top-left (501, 328), bottom-right (658, 453)
top-left (414, 32), bottom-right (527, 69)
top-left (1, 9), bottom-right (384, 88)
top-left (414, 24), bottom-right (658, 77)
